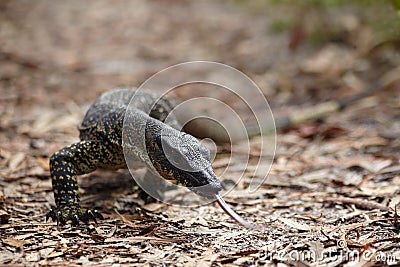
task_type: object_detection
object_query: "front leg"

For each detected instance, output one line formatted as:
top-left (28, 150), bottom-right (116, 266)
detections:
top-left (47, 141), bottom-right (106, 225)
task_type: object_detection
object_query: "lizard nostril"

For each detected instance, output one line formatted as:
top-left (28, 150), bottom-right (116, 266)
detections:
top-left (187, 167), bottom-right (222, 198)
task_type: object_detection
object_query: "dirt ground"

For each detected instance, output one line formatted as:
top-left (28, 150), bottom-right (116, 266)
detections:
top-left (0, 0), bottom-right (399, 266)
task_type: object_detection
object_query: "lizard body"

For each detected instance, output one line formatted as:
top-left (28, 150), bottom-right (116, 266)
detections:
top-left (47, 89), bottom-right (223, 225)
top-left (47, 78), bottom-right (389, 227)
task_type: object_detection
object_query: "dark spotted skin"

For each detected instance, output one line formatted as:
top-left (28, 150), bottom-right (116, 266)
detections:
top-left (47, 89), bottom-right (222, 225)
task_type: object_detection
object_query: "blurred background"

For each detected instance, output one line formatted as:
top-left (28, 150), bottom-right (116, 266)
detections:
top-left (1, 0), bottom-right (399, 106)
top-left (1, 0), bottom-right (399, 155)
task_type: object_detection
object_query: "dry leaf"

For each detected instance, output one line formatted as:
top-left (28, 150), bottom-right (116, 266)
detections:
top-left (2, 238), bottom-right (27, 248)
top-left (25, 252), bottom-right (40, 262)
top-left (278, 218), bottom-right (312, 231)
top-left (301, 45), bottom-right (355, 75)
top-left (189, 216), bottom-right (209, 227)
top-left (358, 160), bottom-right (392, 173)
top-left (8, 152), bottom-right (25, 170)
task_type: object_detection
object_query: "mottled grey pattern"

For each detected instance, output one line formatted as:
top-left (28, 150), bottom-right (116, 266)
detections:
top-left (47, 88), bottom-right (222, 225)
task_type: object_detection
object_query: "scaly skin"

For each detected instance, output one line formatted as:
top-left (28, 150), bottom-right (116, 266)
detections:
top-left (47, 89), bottom-right (222, 225)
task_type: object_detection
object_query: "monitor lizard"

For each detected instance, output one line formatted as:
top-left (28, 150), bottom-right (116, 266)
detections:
top-left (47, 69), bottom-right (396, 229)
top-left (46, 88), bottom-right (257, 229)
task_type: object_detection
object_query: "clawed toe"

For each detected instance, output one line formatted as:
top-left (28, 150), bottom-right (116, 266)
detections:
top-left (87, 209), bottom-right (104, 224)
top-left (45, 209), bottom-right (58, 223)
top-left (46, 206), bottom-right (103, 226)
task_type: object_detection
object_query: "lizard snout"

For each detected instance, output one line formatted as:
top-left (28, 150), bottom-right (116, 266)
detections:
top-left (187, 166), bottom-right (222, 198)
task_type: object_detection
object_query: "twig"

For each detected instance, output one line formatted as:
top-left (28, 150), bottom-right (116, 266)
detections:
top-left (114, 209), bottom-right (137, 228)
top-left (0, 49), bottom-right (41, 69)
top-left (323, 197), bottom-right (390, 212)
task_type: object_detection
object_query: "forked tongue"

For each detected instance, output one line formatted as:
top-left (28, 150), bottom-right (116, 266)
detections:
top-left (214, 194), bottom-right (262, 231)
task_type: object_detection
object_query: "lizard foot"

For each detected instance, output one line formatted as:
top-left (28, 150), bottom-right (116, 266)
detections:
top-left (46, 205), bottom-right (104, 226)
top-left (138, 189), bottom-right (157, 204)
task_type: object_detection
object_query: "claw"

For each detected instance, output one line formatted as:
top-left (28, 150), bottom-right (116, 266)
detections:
top-left (88, 209), bottom-right (104, 225)
top-left (94, 210), bottom-right (104, 220)
top-left (87, 210), bottom-right (98, 224)
top-left (72, 214), bottom-right (80, 226)
top-left (46, 209), bottom-right (56, 222)
top-left (59, 212), bottom-right (66, 226)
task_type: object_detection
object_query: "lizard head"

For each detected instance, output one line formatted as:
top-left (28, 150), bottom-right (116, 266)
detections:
top-left (146, 126), bottom-right (222, 198)
top-left (143, 122), bottom-right (260, 230)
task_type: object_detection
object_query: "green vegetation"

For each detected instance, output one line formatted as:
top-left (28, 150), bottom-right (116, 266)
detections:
top-left (234, 0), bottom-right (400, 44)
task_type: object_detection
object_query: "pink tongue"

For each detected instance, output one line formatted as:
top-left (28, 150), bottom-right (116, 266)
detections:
top-left (214, 194), bottom-right (262, 231)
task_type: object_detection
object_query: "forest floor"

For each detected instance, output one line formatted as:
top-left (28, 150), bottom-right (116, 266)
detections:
top-left (0, 0), bottom-right (399, 266)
